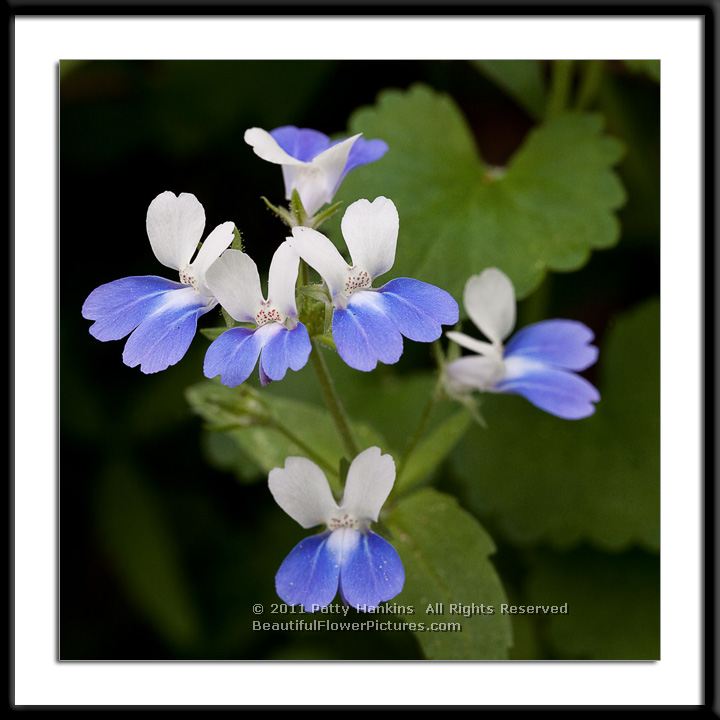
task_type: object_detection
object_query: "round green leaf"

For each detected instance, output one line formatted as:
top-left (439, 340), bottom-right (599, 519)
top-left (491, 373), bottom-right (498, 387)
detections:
top-left (339, 84), bottom-right (625, 300)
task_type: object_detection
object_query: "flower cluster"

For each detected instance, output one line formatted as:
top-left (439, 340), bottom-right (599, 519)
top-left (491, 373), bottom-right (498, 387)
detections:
top-left (82, 130), bottom-right (457, 382)
top-left (82, 122), bottom-right (601, 612)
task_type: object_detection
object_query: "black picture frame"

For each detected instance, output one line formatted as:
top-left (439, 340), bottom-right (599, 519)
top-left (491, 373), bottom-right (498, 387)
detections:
top-left (7, 0), bottom-right (716, 712)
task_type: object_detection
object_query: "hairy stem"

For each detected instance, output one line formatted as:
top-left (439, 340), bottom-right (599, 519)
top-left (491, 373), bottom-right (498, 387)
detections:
top-left (268, 418), bottom-right (337, 478)
top-left (310, 340), bottom-right (359, 458)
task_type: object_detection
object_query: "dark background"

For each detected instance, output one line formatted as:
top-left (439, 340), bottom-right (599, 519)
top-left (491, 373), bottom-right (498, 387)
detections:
top-left (60, 60), bottom-right (659, 659)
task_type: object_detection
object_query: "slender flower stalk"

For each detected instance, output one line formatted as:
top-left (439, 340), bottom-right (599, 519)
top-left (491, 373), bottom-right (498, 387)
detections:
top-left (310, 340), bottom-right (359, 458)
top-left (396, 380), bottom-right (442, 482)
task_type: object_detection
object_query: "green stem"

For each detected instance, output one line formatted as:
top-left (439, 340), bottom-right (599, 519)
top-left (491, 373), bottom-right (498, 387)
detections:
top-left (269, 418), bottom-right (337, 478)
top-left (431, 339), bottom-right (446, 369)
top-left (575, 60), bottom-right (604, 110)
top-left (397, 381), bottom-right (441, 481)
top-left (546, 60), bottom-right (574, 119)
top-left (310, 340), bottom-right (359, 458)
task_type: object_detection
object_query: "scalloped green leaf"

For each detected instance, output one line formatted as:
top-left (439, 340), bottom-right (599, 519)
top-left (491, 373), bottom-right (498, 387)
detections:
top-left (452, 299), bottom-right (659, 551)
top-left (339, 84), bottom-right (625, 300)
top-left (385, 488), bottom-right (512, 659)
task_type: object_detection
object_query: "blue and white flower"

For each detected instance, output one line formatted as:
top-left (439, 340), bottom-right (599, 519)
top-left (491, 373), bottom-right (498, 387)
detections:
top-left (270, 447), bottom-right (404, 611)
top-left (289, 197), bottom-right (459, 371)
top-left (244, 125), bottom-right (388, 216)
top-left (203, 242), bottom-right (311, 387)
top-left (82, 191), bottom-right (235, 374)
top-left (445, 268), bottom-right (600, 420)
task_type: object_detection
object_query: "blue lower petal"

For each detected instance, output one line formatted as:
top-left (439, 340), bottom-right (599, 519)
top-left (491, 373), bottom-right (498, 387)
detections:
top-left (332, 292), bottom-right (403, 371)
top-left (504, 320), bottom-right (598, 371)
top-left (82, 275), bottom-right (185, 341)
top-left (275, 532), bottom-right (341, 612)
top-left (496, 365), bottom-right (600, 420)
top-left (377, 278), bottom-right (459, 342)
top-left (260, 323), bottom-right (312, 382)
top-left (339, 531), bottom-right (405, 610)
top-left (203, 326), bottom-right (265, 387)
top-left (121, 289), bottom-right (209, 374)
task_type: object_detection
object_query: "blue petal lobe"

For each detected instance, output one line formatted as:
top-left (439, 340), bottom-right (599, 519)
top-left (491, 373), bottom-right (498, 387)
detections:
top-left (332, 292), bottom-right (403, 371)
top-left (378, 277), bottom-right (459, 342)
top-left (82, 275), bottom-right (184, 341)
top-left (275, 532), bottom-right (341, 612)
top-left (270, 126), bottom-right (331, 162)
top-left (339, 531), bottom-right (405, 610)
top-left (121, 289), bottom-right (209, 374)
top-left (341, 138), bottom-right (389, 179)
top-left (260, 323), bottom-right (312, 382)
top-left (496, 366), bottom-right (600, 420)
top-left (504, 320), bottom-right (599, 371)
top-left (203, 327), bottom-right (265, 387)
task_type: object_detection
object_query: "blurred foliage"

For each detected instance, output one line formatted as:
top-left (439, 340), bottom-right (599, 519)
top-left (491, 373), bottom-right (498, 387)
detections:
top-left (188, 367), bottom-right (470, 497)
top-left (526, 546), bottom-right (660, 659)
top-left (624, 60), bottom-right (661, 83)
top-left (472, 60), bottom-right (546, 118)
top-left (95, 463), bottom-right (201, 649)
top-left (186, 379), bottom-right (383, 490)
top-left (61, 60), bottom-right (659, 661)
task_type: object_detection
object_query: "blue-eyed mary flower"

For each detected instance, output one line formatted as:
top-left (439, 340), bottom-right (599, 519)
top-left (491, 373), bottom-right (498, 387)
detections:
top-left (445, 268), bottom-right (600, 420)
top-left (270, 447), bottom-right (404, 611)
top-left (81, 191), bottom-right (235, 374)
top-left (203, 242), bottom-right (311, 387)
top-left (289, 197), bottom-right (459, 371)
top-left (244, 126), bottom-right (388, 216)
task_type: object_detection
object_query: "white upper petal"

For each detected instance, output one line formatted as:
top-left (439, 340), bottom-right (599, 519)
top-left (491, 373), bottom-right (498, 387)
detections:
top-left (464, 268), bottom-right (516, 344)
top-left (445, 330), bottom-right (499, 358)
top-left (290, 226), bottom-right (349, 301)
top-left (340, 447), bottom-right (395, 523)
top-left (268, 241), bottom-right (301, 319)
top-left (204, 249), bottom-right (264, 323)
top-left (268, 457), bottom-right (339, 529)
top-left (189, 221), bottom-right (235, 295)
top-left (341, 197), bottom-right (398, 281)
top-left (445, 355), bottom-right (506, 391)
top-left (291, 134), bottom-right (361, 215)
top-left (244, 127), bottom-right (305, 166)
top-left (146, 191), bottom-right (206, 271)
